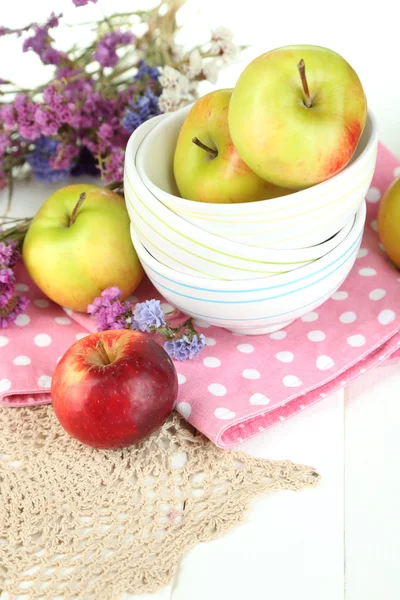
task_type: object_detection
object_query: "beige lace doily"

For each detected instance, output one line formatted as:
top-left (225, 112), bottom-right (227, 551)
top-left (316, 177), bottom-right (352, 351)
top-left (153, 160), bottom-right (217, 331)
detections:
top-left (0, 406), bottom-right (319, 599)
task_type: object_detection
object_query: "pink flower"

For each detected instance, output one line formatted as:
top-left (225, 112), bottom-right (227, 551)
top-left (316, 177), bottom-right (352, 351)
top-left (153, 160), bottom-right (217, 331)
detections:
top-left (73, 0), bottom-right (97, 6)
top-left (50, 144), bottom-right (79, 170)
top-left (105, 148), bottom-right (124, 182)
top-left (14, 95), bottom-right (41, 140)
top-left (94, 30), bottom-right (134, 68)
top-left (0, 132), bottom-right (9, 155)
top-left (35, 106), bottom-right (60, 136)
top-left (0, 104), bottom-right (16, 130)
top-left (98, 123), bottom-right (113, 141)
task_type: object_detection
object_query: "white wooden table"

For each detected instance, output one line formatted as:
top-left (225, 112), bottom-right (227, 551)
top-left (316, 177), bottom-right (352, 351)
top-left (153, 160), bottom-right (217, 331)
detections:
top-left (2, 1), bottom-right (400, 598)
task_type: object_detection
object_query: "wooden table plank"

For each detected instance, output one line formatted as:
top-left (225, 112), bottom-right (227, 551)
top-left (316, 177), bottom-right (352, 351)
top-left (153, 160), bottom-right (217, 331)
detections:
top-left (344, 364), bottom-right (400, 600)
top-left (172, 392), bottom-right (345, 600)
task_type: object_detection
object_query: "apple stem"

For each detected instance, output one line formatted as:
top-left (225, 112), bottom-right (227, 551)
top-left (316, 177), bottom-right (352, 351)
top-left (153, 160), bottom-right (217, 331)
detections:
top-left (69, 192), bottom-right (87, 227)
top-left (297, 59), bottom-right (312, 108)
top-left (96, 339), bottom-right (111, 365)
top-left (192, 137), bottom-right (218, 159)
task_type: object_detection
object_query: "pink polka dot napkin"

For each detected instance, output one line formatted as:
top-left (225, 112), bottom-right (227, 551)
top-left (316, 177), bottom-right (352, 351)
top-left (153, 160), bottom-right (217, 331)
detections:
top-left (1, 142), bottom-right (400, 448)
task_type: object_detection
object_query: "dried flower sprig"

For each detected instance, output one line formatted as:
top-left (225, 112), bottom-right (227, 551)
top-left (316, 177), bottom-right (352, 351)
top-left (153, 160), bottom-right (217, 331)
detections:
top-left (0, 0), bottom-right (239, 198)
top-left (0, 239), bottom-right (29, 327)
top-left (87, 288), bottom-right (205, 361)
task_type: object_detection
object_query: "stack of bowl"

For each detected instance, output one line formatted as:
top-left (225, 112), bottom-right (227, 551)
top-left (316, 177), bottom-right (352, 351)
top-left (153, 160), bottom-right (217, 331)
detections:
top-left (123, 107), bottom-right (378, 335)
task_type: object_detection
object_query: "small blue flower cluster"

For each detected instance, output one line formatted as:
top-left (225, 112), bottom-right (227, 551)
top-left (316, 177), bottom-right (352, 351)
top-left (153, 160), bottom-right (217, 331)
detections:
top-left (88, 289), bottom-right (205, 361)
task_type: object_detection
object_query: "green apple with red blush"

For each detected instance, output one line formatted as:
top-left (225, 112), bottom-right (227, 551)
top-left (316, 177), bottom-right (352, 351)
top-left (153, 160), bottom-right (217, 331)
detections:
top-left (228, 44), bottom-right (368, 189)
top-left (173, 88), bottom-right (293, 203)
top-left (23, 184), bottom-right (143, 312)
top-left (51, 329), bottom-right (178, 449)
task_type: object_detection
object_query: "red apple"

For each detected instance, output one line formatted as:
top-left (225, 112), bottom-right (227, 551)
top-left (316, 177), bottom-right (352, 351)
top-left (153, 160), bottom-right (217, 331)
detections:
top-left (51, 330), bottom-right (178, 449)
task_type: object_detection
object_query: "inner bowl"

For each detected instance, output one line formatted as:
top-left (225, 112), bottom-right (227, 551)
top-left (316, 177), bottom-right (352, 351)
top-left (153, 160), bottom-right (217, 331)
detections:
top-left (136, 106), bottom-right (377, 249)
top-left (125, 115), bottom-right (357, 282)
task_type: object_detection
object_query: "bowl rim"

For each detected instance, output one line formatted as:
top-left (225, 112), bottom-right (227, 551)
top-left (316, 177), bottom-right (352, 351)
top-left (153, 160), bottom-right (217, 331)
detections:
top-left (136, 105), bottom-right (378, 216)
top-left (125, 117), bottom-right (357, 264)
top-left (130, 200), bottom-right (366, 292)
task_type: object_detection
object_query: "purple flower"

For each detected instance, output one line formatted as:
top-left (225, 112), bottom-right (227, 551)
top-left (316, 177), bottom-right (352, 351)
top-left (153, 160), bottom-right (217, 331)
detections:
top-left (89, 286), bottom-right (122, 309)
top-left (0, 132), bottom-right (9, 155)
top-left (94, 30), bottom-right (134, 68)
top-left (50, 144), bottom-right (79, 170)
top-left (0, 104), bottom-right (16, 130)
top-left (133, 299), bottom-right (166, 332)
top-left (46, 12), bottom-right (61, 28)
top-left (104, 148), bottom-right (125, 182)
top-left (73, 0), bottom-right (97, 6)
top-left (0, 267), bottom-right (15, 286)
top-left (35, 106), bottom-right (61, 136)
top-left (14, 95), bottom-right (41, 140)
top-left (0, 267), bottom-right (16, 304)
top-left (26, 136), bottom-right (71, 183)
top-left (121, 109), bottom-right (142, 132)
top-left (0, 294), bottom-right (29, 328)
top-left (134, 60), bottom-right (160, 81)
top-left (22, 14), bottom-right (63, 65)
top-left (121, 89), bottom-right (160, 133)
top-left (98, 123), bottom-right (113, 141)
top-left (135, 96), bottom-right (152, 121)
top-left (87, 287), bottom-right (132, 331)
top-left (0, 241), bottom-right (20, 268)
top-left (164, 334), bottom-right (206, 361)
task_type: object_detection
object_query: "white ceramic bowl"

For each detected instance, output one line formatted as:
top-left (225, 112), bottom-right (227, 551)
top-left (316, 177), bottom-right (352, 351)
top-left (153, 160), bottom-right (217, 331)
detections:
top-left (129, 201), bottom-right (366, 335)
top-left (124, 116), bottom-right (354, 281)
top-left (136, 105), bottom-right (377, 249)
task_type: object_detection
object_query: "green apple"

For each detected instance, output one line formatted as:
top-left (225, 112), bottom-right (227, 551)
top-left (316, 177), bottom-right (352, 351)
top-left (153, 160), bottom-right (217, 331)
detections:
top-left (228, 45), bottom-right (368, 189)
top-left (378, 177), bottom-right (400, 269)
top-left (23, 184), bottom-right (143, 312)
top-left (173, 89), bottom-right (293, 203)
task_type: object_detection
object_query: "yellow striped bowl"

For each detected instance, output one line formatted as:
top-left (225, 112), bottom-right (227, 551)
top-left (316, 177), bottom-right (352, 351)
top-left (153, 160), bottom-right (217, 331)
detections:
top-left (125, 116), bottom-right (354, 281)
top-left (136, 105), bottom-right (378, 250)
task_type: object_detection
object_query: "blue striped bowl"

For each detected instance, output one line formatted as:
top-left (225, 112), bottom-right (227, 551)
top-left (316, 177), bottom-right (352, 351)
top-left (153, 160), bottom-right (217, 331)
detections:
top-left (129, 201), bottom-right (366, 335)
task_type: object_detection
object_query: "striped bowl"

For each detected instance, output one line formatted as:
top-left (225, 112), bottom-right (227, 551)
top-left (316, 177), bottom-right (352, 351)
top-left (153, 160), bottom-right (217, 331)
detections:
top-left (124, 116), bottom-right (354, 281)
top-left (136, 105), bottom-right (378, 250)
top-left (129, 201), bottom-right (366, 335)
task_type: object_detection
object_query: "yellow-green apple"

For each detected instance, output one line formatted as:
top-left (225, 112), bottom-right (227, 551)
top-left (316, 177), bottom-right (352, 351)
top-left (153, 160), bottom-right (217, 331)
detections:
top-left (173, 89), bottom-right (293, 203)
top-left (51, 330), bottom-right (178, 449)
top-left (23, 184), bottom-right (143, 312)
top-left (228, 45), bottom-right (368, 189)
top-left (378, 177), bottom-right (400, 269)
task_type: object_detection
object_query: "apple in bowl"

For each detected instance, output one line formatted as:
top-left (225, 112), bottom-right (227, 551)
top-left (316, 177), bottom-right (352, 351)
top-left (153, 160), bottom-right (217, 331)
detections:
top-left (173, 89), bottom-right (293, 203)
top-left (228, 44), bottom-right (368, 189)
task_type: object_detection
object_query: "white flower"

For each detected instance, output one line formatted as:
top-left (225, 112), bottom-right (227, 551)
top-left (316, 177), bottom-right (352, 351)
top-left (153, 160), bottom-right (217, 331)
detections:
top-left (210, 26), bottom-right (237, 63)
top-left (159, 65), bottom-right (192, 96)
top-left (184, 49), bottom-right (203, 79)
top-left (202, 60), bottom-right (219, 85)
top-left (171, 43), bottom-right (185, 62)
top-left (158, 88), bottom-right (193, 113)
top-left (212, 26), bottom-right (233, 43)
top-left (158, 65), bottom-right (182, 88)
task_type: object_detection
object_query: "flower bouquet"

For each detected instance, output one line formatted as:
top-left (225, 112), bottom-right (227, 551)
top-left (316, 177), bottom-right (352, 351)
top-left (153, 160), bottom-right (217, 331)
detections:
top-left (0, 0), bottom-right (239, 355)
